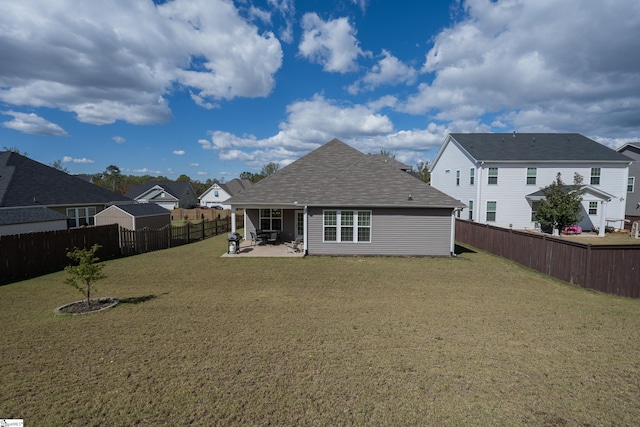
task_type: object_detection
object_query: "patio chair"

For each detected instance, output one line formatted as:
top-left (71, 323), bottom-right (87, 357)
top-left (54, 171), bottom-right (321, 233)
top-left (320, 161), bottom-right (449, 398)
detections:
top-left (249, 231), bottom-right (258, 246)
top-left (285, 238), bottom-right (303, 253)
top-left (266, 231), bottom-right (278, 245)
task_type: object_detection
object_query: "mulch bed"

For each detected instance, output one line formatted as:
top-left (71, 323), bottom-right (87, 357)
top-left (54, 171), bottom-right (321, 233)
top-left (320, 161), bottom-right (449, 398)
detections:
top-left (55, 298), bottom-right (119, 315)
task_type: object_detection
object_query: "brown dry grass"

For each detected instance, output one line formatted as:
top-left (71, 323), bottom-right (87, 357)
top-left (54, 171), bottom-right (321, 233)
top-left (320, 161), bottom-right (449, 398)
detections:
top-left (1, 232), bottom-right (639, 426)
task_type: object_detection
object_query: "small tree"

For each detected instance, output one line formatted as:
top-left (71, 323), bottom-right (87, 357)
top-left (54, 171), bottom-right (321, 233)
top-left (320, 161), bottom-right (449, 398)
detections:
top-left (535, 173), bottom-right (584, 234)
top-left (64, 244), bottom-right (106, 307)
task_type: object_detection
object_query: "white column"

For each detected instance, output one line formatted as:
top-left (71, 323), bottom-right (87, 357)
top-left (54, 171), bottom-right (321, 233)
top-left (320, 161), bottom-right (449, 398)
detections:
top-left (598, 201), bottom-right (607, 237)
top-left (450, 209), bottom-right (456, 255)
top-left (303, 206), bottom-right (308, 254)
top-left (231, 207), bottom-right (237, 232)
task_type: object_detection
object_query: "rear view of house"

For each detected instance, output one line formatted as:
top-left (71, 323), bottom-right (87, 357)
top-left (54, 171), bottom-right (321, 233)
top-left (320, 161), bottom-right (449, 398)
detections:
top-left (430, 133), bottom-right (632, 234)
top-left (617, 142), bottom-right (640, 224)
top-left (125, 181), bottom-right (198, 210)
top-left (227, 139), bottom-right (464, 256)
top-left (199, 178), bottom-right (252, 209)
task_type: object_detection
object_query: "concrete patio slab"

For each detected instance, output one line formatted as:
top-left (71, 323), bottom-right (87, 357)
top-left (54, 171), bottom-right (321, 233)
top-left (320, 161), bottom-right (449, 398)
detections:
top-left (221, 241), bottom-right (304, 257)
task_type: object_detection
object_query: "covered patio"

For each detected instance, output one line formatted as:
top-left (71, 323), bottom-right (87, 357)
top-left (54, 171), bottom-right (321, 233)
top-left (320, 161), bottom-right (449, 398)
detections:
top-left (221, 238), bottom-right (305, 258)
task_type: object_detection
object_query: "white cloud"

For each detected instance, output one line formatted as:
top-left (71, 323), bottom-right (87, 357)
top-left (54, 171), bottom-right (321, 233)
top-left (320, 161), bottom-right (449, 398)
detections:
top-left (298, 13), bottom-right (368, 73)
top-left (201, 94), bottom-right (451, 168)
top-left (133, 167), bottom-right (163, 174)
top-left (189, 162), bottom-right (200, 167)
top-left (348, 50), bottom-right (418, 94)
top-left (62, 156), bottom-right (94, 164)
top-left (267, 0), bottom-right (295, 44)
top-left (1, 110), bottom-right (68, 136)
top-left (401, 0), bottom-right (640, 138)
top-left (173, 150), bottom-right (185, 155)
top-left (197, 171), bottom-right (208, 176)
top-left (112, 135), bottom-right (126, 144)
top-left (0, 0), bottom-right (283, 125)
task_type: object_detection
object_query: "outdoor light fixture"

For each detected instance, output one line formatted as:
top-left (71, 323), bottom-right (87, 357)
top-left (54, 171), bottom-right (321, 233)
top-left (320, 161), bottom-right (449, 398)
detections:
top-left (408, 194), bottom-right (413, 201)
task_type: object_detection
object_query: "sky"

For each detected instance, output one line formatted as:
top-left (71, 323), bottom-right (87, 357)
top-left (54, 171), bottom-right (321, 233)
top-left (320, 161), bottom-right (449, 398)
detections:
top-left (1, 0), bottom-right (639, 182)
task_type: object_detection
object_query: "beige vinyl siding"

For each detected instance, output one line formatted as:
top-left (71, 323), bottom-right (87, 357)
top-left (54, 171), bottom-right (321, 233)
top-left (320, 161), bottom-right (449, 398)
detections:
top-left (95, 208), bottom-right (134, 229)
top-left (307, 207), bottom-right (453, 256)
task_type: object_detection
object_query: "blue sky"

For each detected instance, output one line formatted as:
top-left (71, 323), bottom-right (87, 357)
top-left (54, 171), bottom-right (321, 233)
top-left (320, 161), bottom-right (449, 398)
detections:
top-left (1, 0), bottom-right (639, 181)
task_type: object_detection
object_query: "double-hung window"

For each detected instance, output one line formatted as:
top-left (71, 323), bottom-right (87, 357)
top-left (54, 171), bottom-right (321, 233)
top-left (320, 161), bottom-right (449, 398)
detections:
top-left (488, 167), bottom-right (498, 185)
top-left (324, 210), bottom-right (371, 242)
top-left (486, 201), bottom-right (497, 222)
top-left (531, 201), bottom-right (540, 221)
top-left (588, 202), bottom-right (598, 215)
top-left (469, 168), bottom-right (475, 185)
top-left (468, 200), bottom-right (474, 220)
top-left (67, 207), bottom-right (96, 228)
top-left (260, 209), bottom-right (282, 231)
top-left (628, 177), bottom-right (635, 192)
top-left (526, 168), bottom-right (537, 185)
top-left (456, 170), bottom-right (460, 186)
top-left (590, 168), bottom-right (601, 185)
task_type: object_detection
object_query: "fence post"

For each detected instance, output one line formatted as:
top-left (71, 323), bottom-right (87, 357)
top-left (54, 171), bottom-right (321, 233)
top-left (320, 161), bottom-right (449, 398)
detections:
top-left (584, 244), bottom-right (591, 290)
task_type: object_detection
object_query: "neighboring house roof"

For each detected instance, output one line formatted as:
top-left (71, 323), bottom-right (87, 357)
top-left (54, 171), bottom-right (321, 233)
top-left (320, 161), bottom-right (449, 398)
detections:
top-left (0, 206), bottom-right (68, 225)
top-left (228, 138), bottom-right (464, 208)
top-left (0, 151), bottom-right (132, 207)
top-left (219, 178), bottom-right (253, 196)
top-left (125, 181), bottom-right (189, 200)
top-left (442, 133), bottom-right (633, 163)
top-left (108, 203), bottom-right (172, 217)
top-left (525, 185), bottom-right (616, 202)
top-left (617, 142), bottom-right (640, 154)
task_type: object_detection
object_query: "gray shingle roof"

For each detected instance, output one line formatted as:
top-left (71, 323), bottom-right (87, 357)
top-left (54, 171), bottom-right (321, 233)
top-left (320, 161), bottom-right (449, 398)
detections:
top-left (0, 206), bottom-right (68, 225)
top-left (219, 178), bottom-right (252, 196)
top-left (0, 151), bottom-right (132, 207)
top-left (124, 181), bottom-right (192, 199)
top-left (449, 133), bottom-right (632, 162)
top-left (228, 139), bottom-right (464, 208)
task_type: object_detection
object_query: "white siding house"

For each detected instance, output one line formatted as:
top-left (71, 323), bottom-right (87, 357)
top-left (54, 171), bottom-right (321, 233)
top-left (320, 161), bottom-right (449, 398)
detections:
top-left (430, 133), bottom-right (632, 235)
top-left (199, 179), bottom-right (252, 209)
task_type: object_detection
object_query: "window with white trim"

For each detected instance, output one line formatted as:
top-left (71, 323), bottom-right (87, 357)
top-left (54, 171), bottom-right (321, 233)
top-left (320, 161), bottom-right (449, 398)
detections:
top-left (469, 168), bottom-right (474, 185)
top-left (590, 168), bottom-right (601, 185)
top-left (323, 210), bottom-right (371, 242)
top-left (588, 202), bottom-right (598, 215)
top-left (67, 207), bottom-right (96, 227)
top-left (526, 167), bottom-right (537, 185)
top-left (468, 200), bottom-right (473, 220)
top-left (488, 167), bottom-right (498, 185)
top-left (486, 201), bottom-right (497, 222)
top-left (628, 177), bottom-right (635, 192)
top-left (259, 208), bottom-right (282, 230)
top-left (456, 170), bottom-right (460, 186)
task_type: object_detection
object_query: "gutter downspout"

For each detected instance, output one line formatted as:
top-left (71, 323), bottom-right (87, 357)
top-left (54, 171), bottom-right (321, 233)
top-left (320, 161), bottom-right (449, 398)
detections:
top-left (450, 209), bottom-right (457, 256)
top-left (303, 206), bottom-right (308, 255)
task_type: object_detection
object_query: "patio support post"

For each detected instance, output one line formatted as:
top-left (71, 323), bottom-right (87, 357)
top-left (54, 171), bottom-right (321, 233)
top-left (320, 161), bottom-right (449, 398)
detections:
top-left (598, 201), bottom-right (607, 237)
top-left (450, 209), bottom-right (456, 255)
top-left (231, 207), bottom-right (237, 233)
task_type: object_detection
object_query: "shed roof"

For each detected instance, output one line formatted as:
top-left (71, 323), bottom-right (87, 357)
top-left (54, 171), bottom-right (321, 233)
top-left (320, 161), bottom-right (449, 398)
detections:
top-left (228, 139), bottom-right (464, 208)
top-left (106, 203), bottom-right (171, 217)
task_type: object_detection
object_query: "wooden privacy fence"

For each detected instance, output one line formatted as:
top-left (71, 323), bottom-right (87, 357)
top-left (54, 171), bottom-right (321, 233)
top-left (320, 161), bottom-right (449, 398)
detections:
top-left (119, 215), bottom-right (244, 255)
top-left (455, 219), bottom-right (640, 298)
top-left (172, 208), bottom-right (240, 221)
top-left (0, 224), bottom-right (121, 284)
top-left (1, 214), bottom-right (244, 283)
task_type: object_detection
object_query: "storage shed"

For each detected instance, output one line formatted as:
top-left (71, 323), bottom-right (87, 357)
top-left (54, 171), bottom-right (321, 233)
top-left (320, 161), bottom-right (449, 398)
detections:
top-left (94, 203), bottom-right (171, 230)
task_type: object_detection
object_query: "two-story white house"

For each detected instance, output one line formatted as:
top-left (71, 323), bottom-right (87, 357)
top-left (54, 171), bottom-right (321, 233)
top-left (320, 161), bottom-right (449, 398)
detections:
top-left (430, 133), bottom-right (633, 235)
top-left (199, 178), bottom-right (252, 209)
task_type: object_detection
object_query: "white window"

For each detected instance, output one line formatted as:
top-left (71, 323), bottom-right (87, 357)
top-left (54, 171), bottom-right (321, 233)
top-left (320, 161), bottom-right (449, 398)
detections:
top-left (469, 168), bottom-right (474, 185)
top-left (628, 177), bottom-right (635, 192)
top-left (590, 168), bottom-right (601, 185)
top-left (259, 209), bottom-right (282, 231)
top-left (531, 201), bottom-right (540, 221)
top-left (456, 170), bottom-right (460, 186)
top-left (526, 168), bottom-right (537, 185)
top-left (323, 210), bottom-right (371, 242)
top-left (588, 202), bottom-right (598, 215)
top-left (488, 167), bottom-right (498, 185)
top-left (486, 201), bottom-right (497, 222)
top-left (468, 200), bottom-right (473, 220)
top-left (214, 190), bottom-right (219, 197)
top-left (67, 207), bottom-right (96, 227)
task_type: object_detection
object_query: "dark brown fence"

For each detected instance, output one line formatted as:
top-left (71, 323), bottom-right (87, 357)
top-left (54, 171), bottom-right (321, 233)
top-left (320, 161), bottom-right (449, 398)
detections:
top-left (120, 215), bottom-right (244, 255)
top-left (455, 219), bottom-right (640, 298)
top-left (0, 224), bottom-right (121, 284)
top-left (1, 213), bottom-right (245, 283)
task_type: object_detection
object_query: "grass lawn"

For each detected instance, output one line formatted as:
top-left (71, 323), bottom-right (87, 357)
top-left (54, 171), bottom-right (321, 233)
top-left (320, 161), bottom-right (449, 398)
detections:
top-left (1, 232), bottom-right (639, 426)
